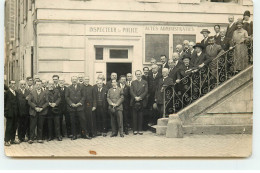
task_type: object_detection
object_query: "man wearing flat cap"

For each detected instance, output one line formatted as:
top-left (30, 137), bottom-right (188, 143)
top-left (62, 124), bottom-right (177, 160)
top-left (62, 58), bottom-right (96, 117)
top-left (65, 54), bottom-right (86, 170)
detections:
top-left (200, 29), bottom-right (211, 50)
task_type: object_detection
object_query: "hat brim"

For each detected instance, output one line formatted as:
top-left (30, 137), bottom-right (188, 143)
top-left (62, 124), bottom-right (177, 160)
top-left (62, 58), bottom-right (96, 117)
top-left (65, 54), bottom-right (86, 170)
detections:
top-left (200, 31), bottom-right (210, 34)
top-left (193, 45), bottom-right (204, 49)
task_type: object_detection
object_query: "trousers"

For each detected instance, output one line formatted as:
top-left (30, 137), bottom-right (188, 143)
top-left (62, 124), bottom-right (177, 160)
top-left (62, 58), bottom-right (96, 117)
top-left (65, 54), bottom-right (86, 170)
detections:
top-left (18, 115), bottom-right (29, 140)
top-left (110, 109), bottom-right (123, 135)
top-left (132, 108), bottom-right (143, 132)
top-left (96, 105), bottom-right (107, 133)
top-left (70, 111), bottom-right (87, 136)
top-left (29, 113), bottom-right (46, 140)
top-left (5, 116), bottom-right (18, 142)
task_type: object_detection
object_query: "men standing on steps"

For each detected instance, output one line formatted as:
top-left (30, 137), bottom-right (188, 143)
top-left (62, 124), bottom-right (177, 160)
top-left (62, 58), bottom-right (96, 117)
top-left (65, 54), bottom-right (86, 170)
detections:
top-left (154, 68), bottom-right (174, 118)
top-left (65, 76), bottom-right (90, 140)
top-left (200, 29), bottom-right (211, 50)
top-left (130, 70), bottom-right (148, 135)
top-left (4, 81), bottom-right (20, 146)
top-left (16, 80), bottom-right (30, 143)
top-left (107, 79), bottom-right (124, 137)
top-left (83, 76), bottom-right (97, 138)
top-left (27, 81), bottom-right (49, 144)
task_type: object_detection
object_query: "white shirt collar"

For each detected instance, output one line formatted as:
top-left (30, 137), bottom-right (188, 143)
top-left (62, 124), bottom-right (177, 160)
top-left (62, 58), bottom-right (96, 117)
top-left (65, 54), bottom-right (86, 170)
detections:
top-left (9, 88), bottom-right (15, 93)
top-left (197, 52), bottom-right (202, 56)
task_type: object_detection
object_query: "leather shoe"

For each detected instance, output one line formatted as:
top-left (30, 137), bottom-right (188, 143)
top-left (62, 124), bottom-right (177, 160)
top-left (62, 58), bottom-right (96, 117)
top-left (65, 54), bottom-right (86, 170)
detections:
top-left (110, 134), bottom-right (117, 137)
top-left (120, 134), bottom-right (124, 138)
top-left (4, 141), bottom-right (11, 146)
top-left (71, 136), bottom-right (77, 140)
top-left (125, 131), bottom-right (129, 135)
top-left (68, 135), bottom-right (73, 138)
top-left (133, 131), bottom-right (138, 135)
top-left (84, 135), bottom-right (92, 140)
top-left (28, 140), bottom-right (33, 144)
top-left (37, 140), bottom-right (44, 143)
top-left (138, 131), bottom-right (143, 135)
top-left (58, 137), bottom-right (62, 141)
top-left (11, 140), bottom-right (20, 144)
top-left (102, 133), bottom-right (107, 137)
top-left (47, 138), bottom-right (53, 142)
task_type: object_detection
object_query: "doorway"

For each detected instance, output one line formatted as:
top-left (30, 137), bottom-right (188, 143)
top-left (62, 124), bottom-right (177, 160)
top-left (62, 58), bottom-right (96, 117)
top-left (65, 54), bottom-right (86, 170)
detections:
top-left (106, 63), bottom-right (132, 81)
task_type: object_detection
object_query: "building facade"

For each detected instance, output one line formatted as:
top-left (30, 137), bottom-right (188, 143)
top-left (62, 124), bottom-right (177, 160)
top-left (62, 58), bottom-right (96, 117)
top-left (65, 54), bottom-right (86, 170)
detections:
top-left (4, 0), bottom-right (253, 84)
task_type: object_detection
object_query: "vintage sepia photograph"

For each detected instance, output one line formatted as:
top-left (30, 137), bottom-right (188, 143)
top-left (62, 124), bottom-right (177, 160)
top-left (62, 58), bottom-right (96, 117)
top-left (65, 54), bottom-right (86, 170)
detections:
top-left (3, 0), bottom-right (253, 158)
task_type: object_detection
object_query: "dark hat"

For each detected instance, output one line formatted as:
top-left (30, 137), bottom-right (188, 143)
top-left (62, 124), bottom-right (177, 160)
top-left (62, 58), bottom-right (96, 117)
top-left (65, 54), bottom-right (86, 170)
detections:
top-left (193, 43), bottom-right (205, 50)
top-left (182, 53), bottom-right (191, 61)
top-left (200, 29), bottom-right (211, 34)
top-left (243, 10), bottom-right (251, 17)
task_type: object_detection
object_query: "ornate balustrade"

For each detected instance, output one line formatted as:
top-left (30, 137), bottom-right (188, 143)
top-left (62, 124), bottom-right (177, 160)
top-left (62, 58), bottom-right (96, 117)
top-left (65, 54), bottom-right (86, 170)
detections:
top-left (163, 40), bottom-right (253, 117)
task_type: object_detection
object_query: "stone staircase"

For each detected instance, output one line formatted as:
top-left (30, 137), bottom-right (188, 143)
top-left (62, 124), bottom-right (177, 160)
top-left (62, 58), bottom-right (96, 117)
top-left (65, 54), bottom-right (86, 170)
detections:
top-left (155, 66), bottom-right (253, 137)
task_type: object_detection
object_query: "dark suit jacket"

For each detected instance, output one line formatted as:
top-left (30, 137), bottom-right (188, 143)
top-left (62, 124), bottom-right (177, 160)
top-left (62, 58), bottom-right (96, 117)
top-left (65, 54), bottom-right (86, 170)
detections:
top-left (28, 89), bottom-right (49, 116)
top-left (161, 62), bottom-right (169, 70)
top-left (226, 23), bottom-right (237, 41)
top-left (58, 87), bottom-right (67, 113)
top-left (243, 21), bottom-right (253, 36)
top-left (214, 34), bottom-right (221, 45)
top-left (65, 84), bottom-right (85, 112)
top-left (83, 84), bottom-right (97, 109)
top-left (142, 75), bottom-right (148, 82)
top-left (201, 37), bottom-right (210, 50)
top-left (130, 79), bottom-right (148, 107)
top-left (118, 84), bottom-right (131, 109)
top-left (4, 89), bottom-right (19, 118)
top-left (46, 89), bottom-right (61, 114)
top-left (220, 36), bottom-right (230, 51)
top-left (191, 52), bottom-right (211, 67)
top-left (147, 71), bottom-right (162, 95)
top-left (205, 44), bottom-right (224, 61)
top-left (155, 77), bottom-right (174, 105)
top-left (16, 88), bottom-right (30, 116)
top-left (177, 63), bottom-right (194, 80)
top-left (169, 66), bottom-right (179, 83)
top-left (93, 86), bottom-right (108, 110)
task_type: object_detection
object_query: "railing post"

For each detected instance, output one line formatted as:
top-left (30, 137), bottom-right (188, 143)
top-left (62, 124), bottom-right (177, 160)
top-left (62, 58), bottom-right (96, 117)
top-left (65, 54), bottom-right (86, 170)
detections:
top-left (217, 58), bottom-right (219, 87)
top-left (163, 87), bottom-right (166, 118)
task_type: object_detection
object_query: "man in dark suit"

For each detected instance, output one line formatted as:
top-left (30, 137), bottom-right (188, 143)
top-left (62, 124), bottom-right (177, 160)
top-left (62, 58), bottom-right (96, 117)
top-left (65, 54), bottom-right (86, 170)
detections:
top-left (83, 76), bottom-right (97, 138)
top-left (219, 29), bottom-right (230, 51)
top-left (107, 80), bottom-right (124, 137)
top-left (176, 55), bottom-right (194, 83)
top-left (52, 75), bottom-right (60, 89)
top-left (130, 70), bottom-right (148, 135)
top-left (200, 29), bottom-right (211, 50)
top-left (106, 72), bottom-right (117, 89)
top-left (147, 64), bottom-right (162, 125)
top-left (126, 73), bottom-right (133, 87)
top-left (93, 79), bottom-right (108, 137)
top-left (160, 55), bottom-right (169, 70)
top-left (183, 40), bottom-right (191, 55)
top-left (176, 44), bottom-right (185, 60)
top-left (27, 81), bottom-right (49, 144)
top-left (46, 81), bottom-right (62, 141)
top-left (26, 77), bottom-right (34, 91)
top-left (118, 75), bottom-right (131, 135)
top-left (154, 68), bottom-right (174, 118)
top-left (168, 59), bottom-right (179, 83)
top-left (142, 67), bottom-right (149, 82)
top-left (4, 81), bottom-right (20, 146)
top-left (65, 76), bottom-right (89, 140)
top-left (58, 79), bottom-right (71, 137)
top-left (77, 74), bottom-right (84, 86)
top-left (214, 25), bottom-right (221, 45)
top-left (16, 80), bottom-right (30, 142)
top-left (225, 15), bottom-right (237, 43)
top-left (188, 41), bottom-right (196, 57)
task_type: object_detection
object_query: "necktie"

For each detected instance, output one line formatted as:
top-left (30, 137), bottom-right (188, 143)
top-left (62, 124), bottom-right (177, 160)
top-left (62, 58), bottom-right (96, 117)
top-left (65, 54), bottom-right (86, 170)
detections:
top-left (12, 90), bottom-right (16, 96)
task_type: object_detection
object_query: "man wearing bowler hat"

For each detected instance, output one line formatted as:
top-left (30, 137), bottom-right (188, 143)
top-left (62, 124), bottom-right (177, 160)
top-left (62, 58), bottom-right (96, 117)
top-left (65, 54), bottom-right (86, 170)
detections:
top-left (200, 29), bottom-right (211, 50)
top-left (191, 43), bottom-right (210, 68)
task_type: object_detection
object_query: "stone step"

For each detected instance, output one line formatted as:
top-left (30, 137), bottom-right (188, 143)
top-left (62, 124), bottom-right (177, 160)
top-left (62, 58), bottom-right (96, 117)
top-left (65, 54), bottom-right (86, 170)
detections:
top-left (157, 118), bottom-right (169, 126)
top-left (190, 114), bottom-right (253, 125)
top-left (183, 124), bottom-right (252, 135)
top-left (154, 125), bottom-right (167, 135)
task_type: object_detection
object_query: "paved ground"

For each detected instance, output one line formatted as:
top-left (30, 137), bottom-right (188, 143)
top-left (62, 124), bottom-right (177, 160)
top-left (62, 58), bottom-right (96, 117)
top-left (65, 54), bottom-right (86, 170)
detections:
top-left (4, 131), bottom-right (252, 158)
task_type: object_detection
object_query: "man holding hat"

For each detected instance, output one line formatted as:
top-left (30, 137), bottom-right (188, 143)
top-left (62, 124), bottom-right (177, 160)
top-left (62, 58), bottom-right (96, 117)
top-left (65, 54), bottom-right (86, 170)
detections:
top-left (200, 29), bottom-right (211, 50)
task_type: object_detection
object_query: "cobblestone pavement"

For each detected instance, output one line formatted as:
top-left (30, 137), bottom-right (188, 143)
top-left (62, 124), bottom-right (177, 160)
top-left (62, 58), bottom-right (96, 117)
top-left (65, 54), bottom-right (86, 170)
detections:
top-left (4, 131), bottom-right (252, 158)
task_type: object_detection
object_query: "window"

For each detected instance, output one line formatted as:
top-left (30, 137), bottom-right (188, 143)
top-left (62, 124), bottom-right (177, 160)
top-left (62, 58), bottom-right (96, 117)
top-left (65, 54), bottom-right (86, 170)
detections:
top-left (95, 47), bottom-right (103, 60)
top-left (109, 49), bottom-right (128, 59)
top-left (145, 34), bottom-right (169, 63)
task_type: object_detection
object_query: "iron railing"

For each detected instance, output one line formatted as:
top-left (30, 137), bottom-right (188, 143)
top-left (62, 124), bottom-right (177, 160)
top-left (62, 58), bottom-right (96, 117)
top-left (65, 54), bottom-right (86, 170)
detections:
top-left (163, 40), bottom-right (253, 117)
